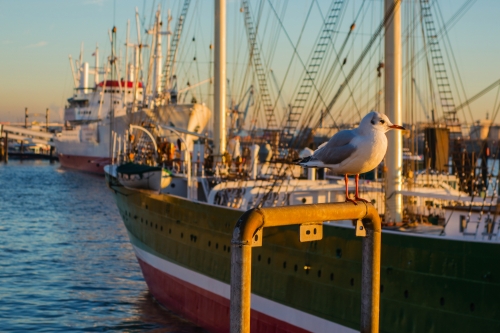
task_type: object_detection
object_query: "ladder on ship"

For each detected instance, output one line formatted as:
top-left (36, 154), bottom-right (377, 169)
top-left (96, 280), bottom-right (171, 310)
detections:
top-left (420, 0), bottom-right (457, 124)
top-left (161, 0), bottom-right (191, 95)
top-left (241, 0), bottom-right (278, 129)
top-left (283, 0), bottom-right (345, 147)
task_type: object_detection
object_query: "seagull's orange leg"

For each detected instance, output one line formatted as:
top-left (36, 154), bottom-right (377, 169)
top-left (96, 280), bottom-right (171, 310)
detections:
top-left (344, 174), bottom-right (357, 205)
top-left (354, 174), bottom-right (369, 203)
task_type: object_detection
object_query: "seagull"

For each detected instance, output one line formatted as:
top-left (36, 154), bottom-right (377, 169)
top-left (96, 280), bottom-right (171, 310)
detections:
top-left (296, 111), bottom-right (405, 204)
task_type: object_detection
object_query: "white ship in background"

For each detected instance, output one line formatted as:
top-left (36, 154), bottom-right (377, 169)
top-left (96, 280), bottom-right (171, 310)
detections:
top-left (56, 7), bottom-right (210, 174)
top-left (56, 35), bottom-right (144, 174)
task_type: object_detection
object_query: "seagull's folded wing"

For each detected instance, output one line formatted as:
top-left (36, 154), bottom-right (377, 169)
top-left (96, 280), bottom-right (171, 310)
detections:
top-left (314, 130), bottom-right (357, 165)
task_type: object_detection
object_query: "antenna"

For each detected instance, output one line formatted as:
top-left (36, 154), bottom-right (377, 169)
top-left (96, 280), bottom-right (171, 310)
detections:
top-left (125, 19), bottom-right (130, 82)
top-left (79, 42), bottom-right (84, 65)
top-left (135, 7), bottom-right (142, 45)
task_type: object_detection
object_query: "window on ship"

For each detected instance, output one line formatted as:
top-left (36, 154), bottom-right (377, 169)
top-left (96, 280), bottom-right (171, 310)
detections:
top-left (68, 99), bottom-right (89, 108)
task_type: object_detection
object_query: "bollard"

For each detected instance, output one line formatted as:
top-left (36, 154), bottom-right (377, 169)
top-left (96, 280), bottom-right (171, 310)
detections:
top-left (230, 202), bottom-right (381, 333)
top-left (3, 132), bottom-right (8, 163)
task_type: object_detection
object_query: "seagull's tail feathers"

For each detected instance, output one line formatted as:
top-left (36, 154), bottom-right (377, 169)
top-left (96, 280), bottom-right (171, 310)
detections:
top-left (294, 156), bottom-right (325, 168)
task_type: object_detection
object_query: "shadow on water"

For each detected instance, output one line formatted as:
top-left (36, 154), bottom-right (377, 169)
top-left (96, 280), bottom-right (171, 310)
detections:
top-left (0, 161), bottom-right (205, 332)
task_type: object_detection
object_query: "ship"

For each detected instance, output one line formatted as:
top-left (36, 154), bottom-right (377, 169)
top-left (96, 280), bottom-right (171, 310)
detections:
top-left (105, 1), bottom-right (500, 332)
top-left (56, 6), bottom-right (210, 175)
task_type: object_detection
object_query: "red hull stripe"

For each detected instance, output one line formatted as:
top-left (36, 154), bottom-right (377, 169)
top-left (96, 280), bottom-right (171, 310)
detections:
top-left (133, 245), bottom-right (355, 333)
top-left (58, 154), bottom-right (110, 174)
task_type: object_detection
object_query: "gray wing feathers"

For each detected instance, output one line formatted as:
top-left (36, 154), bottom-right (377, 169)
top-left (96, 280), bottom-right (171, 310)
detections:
top-left (313, 129), bottom-right (357, 165)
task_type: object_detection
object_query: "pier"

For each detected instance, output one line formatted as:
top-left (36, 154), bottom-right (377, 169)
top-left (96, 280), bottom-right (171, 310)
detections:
top-left (0, 123), bottom-right (59, 162)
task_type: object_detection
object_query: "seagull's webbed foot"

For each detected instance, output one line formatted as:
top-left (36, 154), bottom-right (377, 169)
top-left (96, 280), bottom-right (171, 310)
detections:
top-left (355, 196), bottom-right (369, 203)
top-left (345, 197), bottom-right (358, 205)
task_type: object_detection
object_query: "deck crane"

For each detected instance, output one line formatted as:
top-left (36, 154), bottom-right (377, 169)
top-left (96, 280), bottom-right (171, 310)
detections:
top-left (161, 0), bottom-right (191, 102)
top-left (229, 85), bottom-right (254, 134)
top-left (283, 0), bottom-right (346, 147)
top-left (241, 0), bottom-right (278, 129)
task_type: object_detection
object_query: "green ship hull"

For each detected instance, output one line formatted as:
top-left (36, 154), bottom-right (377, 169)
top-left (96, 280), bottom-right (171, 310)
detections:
top-left (110, 184), bottom-right (500, 332)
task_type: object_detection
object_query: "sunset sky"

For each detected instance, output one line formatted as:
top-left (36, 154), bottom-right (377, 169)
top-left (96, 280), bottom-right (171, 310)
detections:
top-left (0, 0), bottom-right (499, 125)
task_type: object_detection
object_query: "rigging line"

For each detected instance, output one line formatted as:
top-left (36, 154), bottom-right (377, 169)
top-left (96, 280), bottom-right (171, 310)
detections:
top-left (315, 0), bottom-right (400, 130)
top-left (418, 2), bottom-right (438, 123)
top-left (334, 12), bottom-right (386, 119)
top-left (307, 3), bottom-right (373, 124)
top-left (316, 0), bottom-right (382, 116)
top-left (232, 5), bottom-right (245, 100)
top-left (261, 0), bottom-right (278, 67)
top-left (265, 0), bottom-right (338, 129)
top-left (267, 0), bottom-right (288, 66)
top-left (307, 1), bottom-right (367, 122)
top-left (402, 0), bottom-right (476, 124)
top-left (288, 2), bottom-right (359, 136)
top-left (401, 0), bottom-right (475, 101)
top-left (435, 0), bottom-right (475, 125)
top-left (455, 79), bottom-right (500, 112)
top-left (296, 1), bottom-right (353, 129)
top-left (492, 84), bottom-right (500, 121)
top-left (490, 96), bottom-right (500, 127)
top-left (272, 0), bottom-right (316, 127)
top-left (265, 3), bottom-right (288, 118)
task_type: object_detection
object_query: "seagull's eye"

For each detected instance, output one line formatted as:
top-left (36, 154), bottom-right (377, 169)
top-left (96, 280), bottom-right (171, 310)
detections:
top-left (379, 119), bottom-right (385, 124)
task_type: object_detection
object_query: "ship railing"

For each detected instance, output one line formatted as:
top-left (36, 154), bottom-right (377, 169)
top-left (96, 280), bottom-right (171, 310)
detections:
top-left (230, 202), bottom-right (382, 333)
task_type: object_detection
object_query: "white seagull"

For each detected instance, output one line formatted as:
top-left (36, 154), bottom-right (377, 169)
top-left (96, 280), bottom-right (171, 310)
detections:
top-left (296, 111), bottom-right (405, 204)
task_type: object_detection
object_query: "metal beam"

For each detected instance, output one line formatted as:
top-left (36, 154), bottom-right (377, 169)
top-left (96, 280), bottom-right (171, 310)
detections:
top-left (230, 202), bottom-right (381, 333)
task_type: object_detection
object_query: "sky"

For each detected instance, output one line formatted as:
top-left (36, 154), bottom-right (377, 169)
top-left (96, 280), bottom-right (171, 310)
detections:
top-left (0, 0), bottom-right (499, 126)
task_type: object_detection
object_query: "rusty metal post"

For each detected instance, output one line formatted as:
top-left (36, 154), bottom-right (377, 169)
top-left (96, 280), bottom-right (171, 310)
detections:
top-left (230, 202), bottom-right (381, 333)
top-left (230, 241), bottom-right (252, 333)
top-left (3, 132), bottom-right (8, 163)
top-left (361, 217), bottom-right (382, 333)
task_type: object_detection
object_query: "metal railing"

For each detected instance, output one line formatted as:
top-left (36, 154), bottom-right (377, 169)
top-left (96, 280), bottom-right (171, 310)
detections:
top-left (230, 201), bottom-right (381, 333)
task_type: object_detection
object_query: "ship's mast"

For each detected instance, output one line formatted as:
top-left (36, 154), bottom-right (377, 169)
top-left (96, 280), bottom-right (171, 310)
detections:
top-left (94, 44), bottom-right (99, 85)
top-left (384, 0), bottom-right (403, 223)
top-left (154, 7), bottom-right (163, 96)
top-left (213, 0), bottom-right (226, 166)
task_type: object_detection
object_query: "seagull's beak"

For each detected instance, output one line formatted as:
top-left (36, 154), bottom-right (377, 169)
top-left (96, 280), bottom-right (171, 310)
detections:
top-left (389, 124), bottom-right (405, 130)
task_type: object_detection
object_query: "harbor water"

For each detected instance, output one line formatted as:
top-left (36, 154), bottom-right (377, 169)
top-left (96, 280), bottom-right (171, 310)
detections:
top-left (0, 160), bottom-right (206, 332)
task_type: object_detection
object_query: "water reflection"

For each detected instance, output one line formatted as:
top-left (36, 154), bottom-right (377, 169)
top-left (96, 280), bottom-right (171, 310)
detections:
top-left (106, 291), bottom-right (207, 333)
top-left (0, 161), bottom-right (204, 332)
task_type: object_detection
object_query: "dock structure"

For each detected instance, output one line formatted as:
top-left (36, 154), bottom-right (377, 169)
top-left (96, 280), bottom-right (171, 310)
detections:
top-left (0, 124), bottom-right (58, 162)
